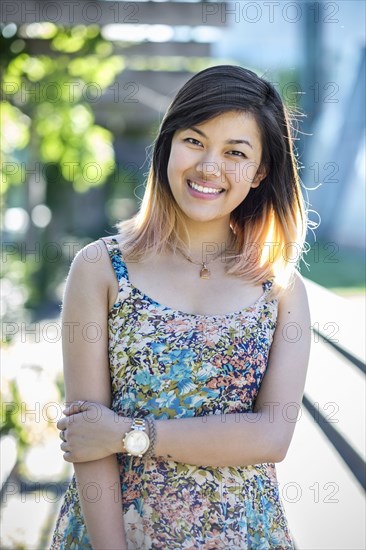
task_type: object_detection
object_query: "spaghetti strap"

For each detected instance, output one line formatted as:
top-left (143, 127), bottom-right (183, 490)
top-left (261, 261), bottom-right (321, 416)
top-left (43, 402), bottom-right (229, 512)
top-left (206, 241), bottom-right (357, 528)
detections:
top-left (100, 236), bottom-right (129, 286)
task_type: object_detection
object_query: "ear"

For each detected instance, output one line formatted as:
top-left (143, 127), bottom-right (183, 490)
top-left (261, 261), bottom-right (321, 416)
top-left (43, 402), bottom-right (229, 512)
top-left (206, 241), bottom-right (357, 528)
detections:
top-left (251, 166), bottom-right (268, 189)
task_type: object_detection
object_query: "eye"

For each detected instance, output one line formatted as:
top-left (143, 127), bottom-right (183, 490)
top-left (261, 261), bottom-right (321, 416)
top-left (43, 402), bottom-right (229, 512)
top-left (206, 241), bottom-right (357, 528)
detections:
top-left (227, 150), bottom-right (247, 158)
top-left (183, 137), bottom-right (203, 147)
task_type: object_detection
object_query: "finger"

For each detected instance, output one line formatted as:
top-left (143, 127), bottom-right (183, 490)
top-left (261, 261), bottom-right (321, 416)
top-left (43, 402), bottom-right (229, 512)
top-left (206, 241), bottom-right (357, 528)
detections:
top-left (63, 402), bottom-right (80, 415)
top-left (56, 417), bottom-right (67, 430)
top-left (63, 400), bottom-right (89, 415)
top-left (60, 441), bottom-right (69, 452)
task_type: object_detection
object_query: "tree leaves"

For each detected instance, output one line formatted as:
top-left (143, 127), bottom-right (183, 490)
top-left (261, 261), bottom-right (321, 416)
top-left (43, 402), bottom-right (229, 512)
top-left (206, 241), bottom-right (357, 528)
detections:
top-left (1, 27), bottom-right (124, 193)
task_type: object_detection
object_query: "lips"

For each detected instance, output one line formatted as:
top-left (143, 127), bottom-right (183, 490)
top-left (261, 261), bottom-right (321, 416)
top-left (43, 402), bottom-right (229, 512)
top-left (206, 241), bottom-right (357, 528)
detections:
top-left (187, 179), bottom-right (225, 195)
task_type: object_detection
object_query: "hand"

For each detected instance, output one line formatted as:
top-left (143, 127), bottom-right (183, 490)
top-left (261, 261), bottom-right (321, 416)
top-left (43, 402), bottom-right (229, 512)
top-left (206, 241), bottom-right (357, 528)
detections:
top-left (57, 400), bottom-right (132, 463)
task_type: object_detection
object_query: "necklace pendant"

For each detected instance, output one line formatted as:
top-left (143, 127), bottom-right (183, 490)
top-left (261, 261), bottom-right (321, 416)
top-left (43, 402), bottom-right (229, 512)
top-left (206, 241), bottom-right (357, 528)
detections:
top-left (200, 264), bottom-right (210, 279)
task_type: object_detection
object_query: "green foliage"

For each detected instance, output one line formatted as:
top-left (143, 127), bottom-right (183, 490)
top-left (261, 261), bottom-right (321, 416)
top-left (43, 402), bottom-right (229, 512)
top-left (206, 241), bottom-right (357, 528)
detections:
top-left (0, 24), bottom-right (127, 324)
top-left (1, 24), bottom-right (124, 192)
top-left (0, 380), bottom-right (32, 454)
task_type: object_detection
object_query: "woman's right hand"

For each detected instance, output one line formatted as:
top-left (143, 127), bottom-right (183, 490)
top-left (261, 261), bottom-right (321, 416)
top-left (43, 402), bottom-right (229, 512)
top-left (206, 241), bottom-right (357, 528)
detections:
top-left (57, 400), bottom-right (133, 463)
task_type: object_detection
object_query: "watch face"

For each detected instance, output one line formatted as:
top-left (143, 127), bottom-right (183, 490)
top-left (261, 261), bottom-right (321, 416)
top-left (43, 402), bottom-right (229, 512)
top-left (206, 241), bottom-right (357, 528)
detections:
top-left (125, 430), bottom-right (150, 455)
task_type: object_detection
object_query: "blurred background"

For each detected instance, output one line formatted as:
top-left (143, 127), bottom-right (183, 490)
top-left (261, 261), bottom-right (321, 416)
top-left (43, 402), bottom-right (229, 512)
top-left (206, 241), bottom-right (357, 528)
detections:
top-left (1, 0), bottom-right (365, 548)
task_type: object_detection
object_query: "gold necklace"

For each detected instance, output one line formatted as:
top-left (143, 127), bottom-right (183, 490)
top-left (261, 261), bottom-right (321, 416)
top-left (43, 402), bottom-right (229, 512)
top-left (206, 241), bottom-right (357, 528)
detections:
top-left (175, 247), bottom-right (226, 279)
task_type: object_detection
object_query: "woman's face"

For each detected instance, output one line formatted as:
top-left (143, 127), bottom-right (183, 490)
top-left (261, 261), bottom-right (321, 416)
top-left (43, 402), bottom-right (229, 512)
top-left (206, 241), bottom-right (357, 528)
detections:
top-left (167, 110), bottom-right (265, 225)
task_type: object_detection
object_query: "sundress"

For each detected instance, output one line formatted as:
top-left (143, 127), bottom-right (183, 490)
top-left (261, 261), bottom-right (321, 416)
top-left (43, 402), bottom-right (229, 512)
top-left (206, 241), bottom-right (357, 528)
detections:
top-left (51, 236), bottom-right (294, 550)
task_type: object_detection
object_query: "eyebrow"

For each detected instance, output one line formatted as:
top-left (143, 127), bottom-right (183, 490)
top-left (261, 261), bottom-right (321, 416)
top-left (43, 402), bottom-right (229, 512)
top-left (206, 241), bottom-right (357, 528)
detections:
top-left (187, 126), bottom-right (253, 150)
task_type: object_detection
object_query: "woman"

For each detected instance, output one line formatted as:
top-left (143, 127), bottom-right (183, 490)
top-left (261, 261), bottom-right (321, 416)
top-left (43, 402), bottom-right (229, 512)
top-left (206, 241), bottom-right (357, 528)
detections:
top-left (51, 65), bottom-right (311, 549)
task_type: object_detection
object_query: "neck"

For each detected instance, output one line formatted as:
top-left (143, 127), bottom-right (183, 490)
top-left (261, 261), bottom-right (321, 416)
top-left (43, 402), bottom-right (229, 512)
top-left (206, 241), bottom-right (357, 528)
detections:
top-left (175, 219), bottom-right (235, 260)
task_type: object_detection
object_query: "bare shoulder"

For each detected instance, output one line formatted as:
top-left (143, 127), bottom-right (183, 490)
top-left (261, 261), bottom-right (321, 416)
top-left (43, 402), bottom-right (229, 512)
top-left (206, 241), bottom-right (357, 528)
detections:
top-left (277, 270), bottom-right (310, 316)
top-left (68, 238), bottom-right (112, 279)
top-left (64, 237), bottom-right (118, 309)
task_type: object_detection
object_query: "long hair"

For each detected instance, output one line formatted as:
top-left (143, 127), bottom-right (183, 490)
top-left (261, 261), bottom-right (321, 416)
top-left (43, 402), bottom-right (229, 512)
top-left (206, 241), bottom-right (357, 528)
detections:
top-left (116, 65), bottom-right (308, 300)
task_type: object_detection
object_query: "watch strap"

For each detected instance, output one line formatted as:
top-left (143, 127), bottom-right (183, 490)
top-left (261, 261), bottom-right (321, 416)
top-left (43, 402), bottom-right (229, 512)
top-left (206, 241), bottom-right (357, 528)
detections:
top-left (144, 415), bottom-right (156, 460)
top-left (131, 417), bottom-right (146, 431)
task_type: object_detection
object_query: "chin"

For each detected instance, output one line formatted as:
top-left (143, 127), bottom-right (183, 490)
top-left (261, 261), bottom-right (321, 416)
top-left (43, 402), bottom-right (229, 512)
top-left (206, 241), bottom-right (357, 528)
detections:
top-left (183, 211), bottom-right (220, 223)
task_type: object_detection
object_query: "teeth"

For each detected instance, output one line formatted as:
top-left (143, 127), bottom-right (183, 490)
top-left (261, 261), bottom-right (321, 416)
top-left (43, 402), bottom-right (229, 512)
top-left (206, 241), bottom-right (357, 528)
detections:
top-left (188, 180), bottom-right (223, 194)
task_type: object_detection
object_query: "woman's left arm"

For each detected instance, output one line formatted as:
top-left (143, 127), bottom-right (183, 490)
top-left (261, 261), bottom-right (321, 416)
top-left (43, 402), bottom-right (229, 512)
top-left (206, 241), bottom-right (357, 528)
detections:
top-left (154, 271), bottom-right (311, 466)
top-left (59, 272), bottom-right (311, 467)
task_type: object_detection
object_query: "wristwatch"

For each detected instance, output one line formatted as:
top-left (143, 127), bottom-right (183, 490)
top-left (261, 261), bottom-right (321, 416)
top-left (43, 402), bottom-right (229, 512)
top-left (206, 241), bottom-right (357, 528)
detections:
top-left (123, 417), bottom-right (150, 457)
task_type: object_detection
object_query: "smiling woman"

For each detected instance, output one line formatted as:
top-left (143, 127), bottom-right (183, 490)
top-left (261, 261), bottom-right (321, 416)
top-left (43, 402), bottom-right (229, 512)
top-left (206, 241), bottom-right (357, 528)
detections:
top-left (51, 65), bottom-right (311, 549)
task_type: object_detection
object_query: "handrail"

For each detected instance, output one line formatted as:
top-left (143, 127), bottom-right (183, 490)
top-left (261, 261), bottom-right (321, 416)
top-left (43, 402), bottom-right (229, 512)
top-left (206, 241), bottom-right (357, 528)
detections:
top-left (303, 278), bottom-right (366, 490)
top-left (304, 278), bottom-right (365, 366)
top-left (302, 394), bottom-right (366, 490)
top-left (312, 326), bottom-right (366, 375)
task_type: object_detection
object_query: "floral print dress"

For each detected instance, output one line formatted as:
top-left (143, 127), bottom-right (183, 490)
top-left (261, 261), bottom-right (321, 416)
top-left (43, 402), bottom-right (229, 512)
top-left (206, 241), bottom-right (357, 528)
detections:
top-left (51, 236), bottom-right (294, 550)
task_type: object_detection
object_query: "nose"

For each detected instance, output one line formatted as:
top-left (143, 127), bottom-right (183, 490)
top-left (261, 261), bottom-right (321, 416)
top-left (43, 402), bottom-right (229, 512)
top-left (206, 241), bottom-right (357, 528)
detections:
top-left (196, 150), bottom-right (222, 181)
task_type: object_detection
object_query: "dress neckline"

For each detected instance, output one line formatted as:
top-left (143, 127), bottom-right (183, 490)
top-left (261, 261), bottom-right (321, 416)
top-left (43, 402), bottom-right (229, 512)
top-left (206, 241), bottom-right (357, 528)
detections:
top-left (107, 237), bottom-right (273, 319)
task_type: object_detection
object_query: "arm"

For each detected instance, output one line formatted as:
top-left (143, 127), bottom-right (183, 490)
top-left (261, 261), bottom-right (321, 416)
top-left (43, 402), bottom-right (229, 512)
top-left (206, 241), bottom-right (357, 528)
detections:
top-left (60, 272), bottom-right (311, 468)
top-left (60, 240), bottom-right (127, 549)
top-left (154, 271), bottom-right (311, 466)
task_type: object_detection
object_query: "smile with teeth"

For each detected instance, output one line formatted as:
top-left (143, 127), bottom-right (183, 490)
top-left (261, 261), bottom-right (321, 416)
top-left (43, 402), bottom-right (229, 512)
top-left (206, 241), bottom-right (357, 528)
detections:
top-left (187, 179), bottom-right (224, 194)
